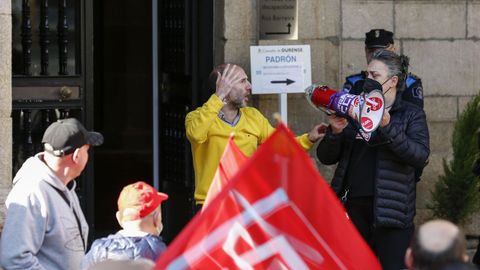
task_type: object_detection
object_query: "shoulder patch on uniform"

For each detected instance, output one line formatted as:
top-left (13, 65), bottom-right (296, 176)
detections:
top-left (406, 76), bottom-right (417, 88)
top-left (346, 73), bottom-right (365, 85)
top-left (406, 73), bottom-right (422, 87)
top-left (342, 84), bottom-right (352, 93)
top-left (343, 73), bottom-right (365, 92)
top-left (412, 85), bottom-right (423, 99)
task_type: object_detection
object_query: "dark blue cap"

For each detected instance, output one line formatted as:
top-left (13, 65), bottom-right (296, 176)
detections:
top-left (365, 29), bottom-right (394, 48)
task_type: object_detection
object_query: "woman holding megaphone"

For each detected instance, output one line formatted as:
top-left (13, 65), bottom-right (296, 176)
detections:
top-left (316, 50), bottom-right (430, 270)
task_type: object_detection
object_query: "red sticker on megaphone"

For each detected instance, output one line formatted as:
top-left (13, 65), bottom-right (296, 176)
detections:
top-left (361, 117), bottom-right (374, 130)
top-left (366, 97), bottom-right (383, 111)
top-left (353, 97), bottom-right (360, 107)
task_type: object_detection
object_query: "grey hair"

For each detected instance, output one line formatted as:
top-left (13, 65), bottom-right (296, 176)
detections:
top-left (371, 50), bottom-right (409, 92)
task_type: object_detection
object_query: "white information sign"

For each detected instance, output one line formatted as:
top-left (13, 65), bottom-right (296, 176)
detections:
top-left (250, 45), bottom-right (311, 94)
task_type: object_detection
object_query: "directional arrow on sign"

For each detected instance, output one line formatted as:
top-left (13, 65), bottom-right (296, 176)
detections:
top-left (265, 23), bottom-right (292, 35)
top-left (271, 78), bottom-right (295, 85)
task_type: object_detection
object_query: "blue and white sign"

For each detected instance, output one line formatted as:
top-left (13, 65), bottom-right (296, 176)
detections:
top-left (250, 45), bottom-right (311, 94)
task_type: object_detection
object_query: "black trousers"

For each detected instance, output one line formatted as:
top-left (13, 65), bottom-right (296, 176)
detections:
top-left (345, 197), bottom-right (414, 270)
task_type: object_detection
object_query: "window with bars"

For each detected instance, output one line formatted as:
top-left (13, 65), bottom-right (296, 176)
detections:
top-left (11, 0), bottom-right (86, 176)
top-left (12, 0), bottom-right (80, 76)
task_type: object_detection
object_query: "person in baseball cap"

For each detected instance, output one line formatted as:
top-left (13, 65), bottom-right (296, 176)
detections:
top-left (0, 118), bottom-right (104, 270)
top-left (117, 181), bottom-right (169, 222)
top-left (42, 118), bottom-right (104, 157)
top-left (82, 181), bottom-right (168, 269)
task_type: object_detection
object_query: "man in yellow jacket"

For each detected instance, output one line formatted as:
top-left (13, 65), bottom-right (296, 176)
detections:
top-left (186, 63), bottom-right (326, 211)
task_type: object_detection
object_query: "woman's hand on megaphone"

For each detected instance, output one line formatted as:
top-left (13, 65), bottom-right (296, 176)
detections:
top-left (329, 114), bottom-right (348, 134)
top-left (380, 110), bottom-right (391, 128)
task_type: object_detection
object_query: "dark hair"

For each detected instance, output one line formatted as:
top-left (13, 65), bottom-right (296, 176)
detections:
top-left (410, 226), bottom-right (467, 270)
top-left (371, 50), bottom-right (409, 92)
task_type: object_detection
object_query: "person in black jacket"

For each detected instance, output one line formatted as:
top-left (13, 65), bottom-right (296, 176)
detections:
top-left (317, 50), bottom-right (430, 270)
top-left (343, 29), bottom-right (424, 109)
top-left (343, 29), bottom-right (428, 184)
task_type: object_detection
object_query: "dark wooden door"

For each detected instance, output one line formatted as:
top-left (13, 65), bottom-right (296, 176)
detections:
top-left (12, 0), bottom-right (96, 242)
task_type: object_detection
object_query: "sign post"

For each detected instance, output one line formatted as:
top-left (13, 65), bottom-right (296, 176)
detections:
top-left (250, 45), bottom-right (312, 124)
top-left (279, 93), bottom-right (288, 123)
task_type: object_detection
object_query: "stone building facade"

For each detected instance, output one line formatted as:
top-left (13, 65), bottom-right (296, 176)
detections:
top-left (214, 0), bottom-right (480, 235)
top-left (0, 0), bottom-right (12, 232)
top-left (0, 0), bottom-right (479, 247)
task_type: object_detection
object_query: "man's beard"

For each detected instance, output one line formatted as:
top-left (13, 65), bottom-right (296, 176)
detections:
top-left (231, 97), bottom-right (247, 108)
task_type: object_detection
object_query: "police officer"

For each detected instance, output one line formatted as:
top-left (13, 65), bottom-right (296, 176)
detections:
top-left (343, 29), bottom-right (424, 108)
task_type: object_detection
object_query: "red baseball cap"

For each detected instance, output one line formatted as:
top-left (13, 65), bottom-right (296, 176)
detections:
top-left (117, 181), bottom-right (168, 221)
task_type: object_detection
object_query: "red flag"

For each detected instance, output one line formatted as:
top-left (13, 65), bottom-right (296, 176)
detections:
top-left (155, 124), bottom-right (381, 270)
top-left (203, 135), bottom-right (248, 209)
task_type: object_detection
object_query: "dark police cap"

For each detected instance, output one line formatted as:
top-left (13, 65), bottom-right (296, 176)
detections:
top-left (42, 118), bottom-right (103, 157)
top-left (365, 29), bottom-right (394, 48)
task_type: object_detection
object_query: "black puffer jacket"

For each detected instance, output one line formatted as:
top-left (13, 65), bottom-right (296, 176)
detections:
top-left (317, 93), bottom-right (430, 228)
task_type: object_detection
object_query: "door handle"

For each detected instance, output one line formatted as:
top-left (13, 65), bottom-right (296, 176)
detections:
top-left (59, 86), bottom-right (73, 100)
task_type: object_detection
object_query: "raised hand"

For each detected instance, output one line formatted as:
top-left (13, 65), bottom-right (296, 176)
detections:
top-left (215, 64), bottom-right (243, 102)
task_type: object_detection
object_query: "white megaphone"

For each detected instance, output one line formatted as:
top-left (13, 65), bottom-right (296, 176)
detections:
top-left (305, 82), bottom-right (385, 133)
